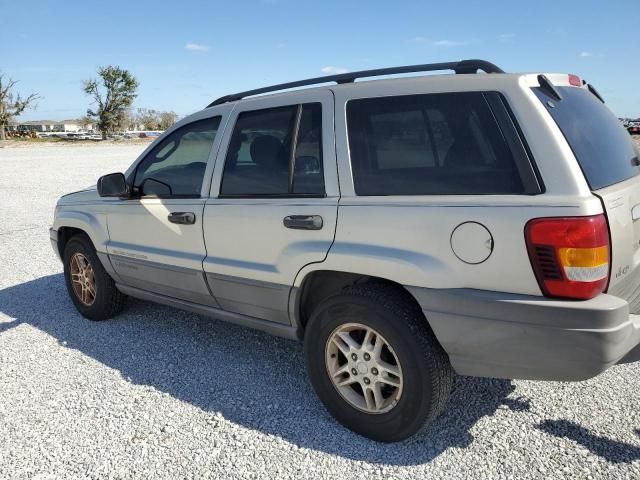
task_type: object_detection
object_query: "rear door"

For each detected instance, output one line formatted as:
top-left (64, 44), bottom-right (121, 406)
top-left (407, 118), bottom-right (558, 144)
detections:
top-left (533, 86), bottom-right (640, 308)
top-left (202, 91), bottom-right (338, 324)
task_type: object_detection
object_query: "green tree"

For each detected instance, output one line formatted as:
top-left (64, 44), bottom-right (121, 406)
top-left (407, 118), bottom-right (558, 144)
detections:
top-left (83, 66), bottom-right (138, 140)
top-left (0, 72), bottom-right (40, 141)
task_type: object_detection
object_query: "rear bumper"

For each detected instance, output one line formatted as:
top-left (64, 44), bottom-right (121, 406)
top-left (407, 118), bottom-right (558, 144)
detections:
top-left (406, 287), bottom-right (640, 381)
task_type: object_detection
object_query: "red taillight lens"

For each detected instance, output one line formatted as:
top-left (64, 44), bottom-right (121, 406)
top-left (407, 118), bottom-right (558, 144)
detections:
top-left (568, 74), bottom-right (582, 86)
top-left (525, 215), bottom-right (610, 300)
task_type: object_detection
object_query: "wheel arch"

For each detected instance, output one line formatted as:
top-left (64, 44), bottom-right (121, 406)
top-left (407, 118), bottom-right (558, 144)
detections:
top-left (290, 269), bottom-right (430, 339)
top-left (53, 210), bottom-right (108, 258)
top-left (57, 226), bottom-right (90, 258)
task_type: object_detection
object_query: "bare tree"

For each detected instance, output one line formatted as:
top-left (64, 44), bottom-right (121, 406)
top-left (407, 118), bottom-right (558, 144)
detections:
top-left (0, 72), bottom-right (41, 141)
top-left (117, 108), bottom-right (135, 131)
top-left (78, 115), bottom-right (95, 131)
top-left (158, 111), bottom-right (178, 130)
top-left (134, 107), bottom-right (160, 130)
top-left (84, 66), bottom-right (138, 140)
top-left (134, 108), bottom-right (178, 131)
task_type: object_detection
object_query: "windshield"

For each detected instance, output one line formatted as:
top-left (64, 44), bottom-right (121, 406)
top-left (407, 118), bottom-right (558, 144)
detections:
top-left (533, 86), bottom-right (639, 190)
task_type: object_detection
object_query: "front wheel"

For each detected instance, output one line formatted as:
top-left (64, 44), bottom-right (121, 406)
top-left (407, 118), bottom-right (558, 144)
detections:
top-left (304, 284), bottom-right (453, 442)
top-left (63, 234), bottom-right (127, 320)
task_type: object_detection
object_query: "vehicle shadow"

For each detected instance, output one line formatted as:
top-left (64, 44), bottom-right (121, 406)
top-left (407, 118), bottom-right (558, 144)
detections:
top-left (537, 420), bottom-right (640, 464)
top-left (1, 274), bottom-right (530, 465)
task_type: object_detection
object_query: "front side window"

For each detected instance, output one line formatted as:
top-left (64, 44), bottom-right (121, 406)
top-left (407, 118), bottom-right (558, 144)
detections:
top-left (347, 92), bottom-right (525, 195)
top-left (220, 103), bottom-right (324, 196)
top-left (134, 116), bottom-right (221, 197)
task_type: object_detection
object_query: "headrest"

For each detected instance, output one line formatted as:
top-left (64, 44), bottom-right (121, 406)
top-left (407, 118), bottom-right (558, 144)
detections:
top-left (250, 135), bottom-right (286, 170)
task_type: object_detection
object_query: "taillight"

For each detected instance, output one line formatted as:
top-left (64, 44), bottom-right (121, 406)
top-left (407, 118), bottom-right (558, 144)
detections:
top-left (568, 74), bottom-right (582, 86)
top-left (525, 215), bottom-right (610, 300)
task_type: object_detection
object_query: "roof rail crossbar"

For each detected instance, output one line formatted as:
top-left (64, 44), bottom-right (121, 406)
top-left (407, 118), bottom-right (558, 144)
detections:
top-left (206, 59), bottom-right (504, 107)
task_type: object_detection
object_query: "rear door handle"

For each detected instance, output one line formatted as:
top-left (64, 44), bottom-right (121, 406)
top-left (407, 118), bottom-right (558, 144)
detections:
top-left (168, 212), bottom-right (196, 225)
top-left (283, 215), bottom-right (323, 230)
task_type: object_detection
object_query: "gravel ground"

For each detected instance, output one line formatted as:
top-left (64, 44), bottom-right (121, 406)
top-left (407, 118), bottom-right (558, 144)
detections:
top-left (1, 141), bottom-right (640, 479)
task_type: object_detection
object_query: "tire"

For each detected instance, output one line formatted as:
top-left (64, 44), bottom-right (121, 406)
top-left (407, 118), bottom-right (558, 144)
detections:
top-left (304, 283), bottom-right (453, 442)
top-left (63, 234), bottom-right (127, 320)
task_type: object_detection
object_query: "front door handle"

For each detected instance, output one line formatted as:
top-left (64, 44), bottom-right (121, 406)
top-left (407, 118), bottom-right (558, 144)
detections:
top-left (168, 212), bottom-right (196, 225)
top-left (283, 215), bottom-right (323, 230)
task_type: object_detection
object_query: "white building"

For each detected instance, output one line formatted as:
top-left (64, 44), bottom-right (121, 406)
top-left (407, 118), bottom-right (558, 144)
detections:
top-left (10, 120), bottom-right (96, 133)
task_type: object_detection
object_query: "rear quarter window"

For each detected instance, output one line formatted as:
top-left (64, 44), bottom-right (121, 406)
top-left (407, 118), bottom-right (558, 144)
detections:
top-left (533, 87), bottom-right (640, 190)
top-left (346, 92), bottom-right (526, 196)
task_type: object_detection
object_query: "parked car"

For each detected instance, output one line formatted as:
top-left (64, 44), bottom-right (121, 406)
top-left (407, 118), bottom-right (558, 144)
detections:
top-left (50, 60), bottom-right (640, 442)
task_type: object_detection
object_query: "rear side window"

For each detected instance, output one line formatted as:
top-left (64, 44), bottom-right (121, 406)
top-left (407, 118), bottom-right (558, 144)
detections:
top-left (347, 92), bottom-right (525, 195)
top-left (220, 103), bottom-right (324, 196)
top-left (533, 87), bottom-right (639, 190)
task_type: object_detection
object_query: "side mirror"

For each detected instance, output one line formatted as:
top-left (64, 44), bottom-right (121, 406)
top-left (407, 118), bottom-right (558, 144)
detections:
top-left (97, 172), bottom-right (128, 197)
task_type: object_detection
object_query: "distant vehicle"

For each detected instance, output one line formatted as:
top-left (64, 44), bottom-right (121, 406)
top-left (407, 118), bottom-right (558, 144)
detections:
top-left (76, 133), bottom-right (96, 140)
top-left (628, 121), bottom-right (640, 135)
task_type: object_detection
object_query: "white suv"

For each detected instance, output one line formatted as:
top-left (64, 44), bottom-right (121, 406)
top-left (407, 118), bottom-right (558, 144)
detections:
top-left (51, 60), bottom-right (640, 442)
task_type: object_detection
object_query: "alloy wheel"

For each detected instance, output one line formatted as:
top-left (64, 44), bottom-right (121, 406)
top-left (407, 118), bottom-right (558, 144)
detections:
top-left (70, 252), bottom-right (97, 306)
top-left (325, 323), bottom-right (403, 414)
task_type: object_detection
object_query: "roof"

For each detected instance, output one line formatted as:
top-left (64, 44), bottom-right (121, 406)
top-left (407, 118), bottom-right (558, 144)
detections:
top-left (206, 59), bottom-right (505, 108)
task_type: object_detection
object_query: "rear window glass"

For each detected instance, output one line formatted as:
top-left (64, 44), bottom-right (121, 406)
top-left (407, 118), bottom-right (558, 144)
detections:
top-left (533, 87), bottom-right (639, 190)
top-left (220, 103), bottom-right (324, 196)
top-left (346, 92), bottom-right (525, 195)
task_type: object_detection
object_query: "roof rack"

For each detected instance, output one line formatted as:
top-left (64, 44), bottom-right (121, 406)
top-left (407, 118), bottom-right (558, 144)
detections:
top-left (206, 59), bottom-right (504, 107)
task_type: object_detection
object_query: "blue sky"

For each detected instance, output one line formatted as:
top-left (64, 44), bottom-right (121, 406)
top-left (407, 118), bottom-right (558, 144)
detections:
top-left (2, 0), bottom-right (639, 120)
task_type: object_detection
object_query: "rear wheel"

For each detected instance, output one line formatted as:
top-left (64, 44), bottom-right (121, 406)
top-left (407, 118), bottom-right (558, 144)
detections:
top-left (63, 234), bottom-right (127, 320)
top-left (304, 283), bottom-right (453, 442)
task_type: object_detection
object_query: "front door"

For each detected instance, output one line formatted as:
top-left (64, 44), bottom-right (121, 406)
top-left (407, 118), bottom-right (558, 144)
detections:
top-left (106, 114), bottom-right (225, 306)
top-left (202, 91), bottom-right (338, 324)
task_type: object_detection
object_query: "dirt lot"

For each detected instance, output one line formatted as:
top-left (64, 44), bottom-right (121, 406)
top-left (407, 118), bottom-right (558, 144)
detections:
top-left (0, 142), bottom-right (639, 479)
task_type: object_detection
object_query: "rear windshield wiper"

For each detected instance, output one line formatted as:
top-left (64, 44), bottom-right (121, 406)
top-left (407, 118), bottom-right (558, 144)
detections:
top-left (537, 75), bottom-right (562, 102)
top-left (586, 82), bottom-right (605, 103)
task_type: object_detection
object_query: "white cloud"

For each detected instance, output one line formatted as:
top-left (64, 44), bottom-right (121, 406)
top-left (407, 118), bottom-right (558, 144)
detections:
top-left (579, 51), bottom-right (605, 59)
top-left (185, 43), bottom-right (209, 53)
top-left (321, 66), bottom-right (349, 75)
top-left (433, 39), bottom-right (466, 47)
top-left (407, 36), bottom-right (467, 47)
top-left (499, 33), bottom-right (516, 41)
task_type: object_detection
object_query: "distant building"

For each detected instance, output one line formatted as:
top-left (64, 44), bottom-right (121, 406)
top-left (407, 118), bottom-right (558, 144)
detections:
top-left (8, 120), bottom-right (96, 133)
